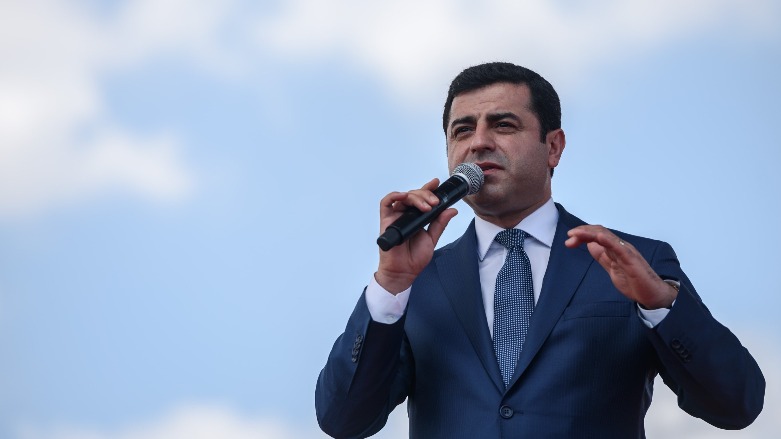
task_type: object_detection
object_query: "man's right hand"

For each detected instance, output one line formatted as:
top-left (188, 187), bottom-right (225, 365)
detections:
top-left (375, 178), bottom-right (458, 295)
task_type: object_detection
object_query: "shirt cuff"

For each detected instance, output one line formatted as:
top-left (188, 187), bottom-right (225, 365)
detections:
top-left (365, 275), bottom-right (411, 324)
top-left (637, 305), bottom-right (671, 328)
top-left (636, 280), bottom-right (679, 328)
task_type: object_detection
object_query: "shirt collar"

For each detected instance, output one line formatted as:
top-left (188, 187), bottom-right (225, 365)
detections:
top-left (474, 198), bottom-right (559, 261)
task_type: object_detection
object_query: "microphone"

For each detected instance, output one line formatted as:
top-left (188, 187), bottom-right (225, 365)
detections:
top-left (377, 162), bottom-right (484, 251)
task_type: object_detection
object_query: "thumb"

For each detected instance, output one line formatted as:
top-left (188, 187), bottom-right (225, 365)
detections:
top-left (426, 208), bottom-right (458, 245)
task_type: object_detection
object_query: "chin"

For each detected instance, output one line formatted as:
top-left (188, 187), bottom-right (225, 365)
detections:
top-left (466, 190), bottom-right (503, 211)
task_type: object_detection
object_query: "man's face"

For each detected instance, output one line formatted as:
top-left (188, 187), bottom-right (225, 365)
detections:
top-left (446, 82), bottom-right (564, 227)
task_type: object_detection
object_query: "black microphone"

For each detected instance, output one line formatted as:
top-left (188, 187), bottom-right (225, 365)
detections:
top-left (377, 162), bottom-right (484, 251)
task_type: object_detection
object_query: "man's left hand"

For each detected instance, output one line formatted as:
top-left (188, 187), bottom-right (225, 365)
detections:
top-left (565, 225), bottom-right (677, 309)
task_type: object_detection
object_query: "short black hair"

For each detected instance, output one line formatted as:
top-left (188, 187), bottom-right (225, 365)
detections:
top-left (442, 62), bottom-right (561, 143)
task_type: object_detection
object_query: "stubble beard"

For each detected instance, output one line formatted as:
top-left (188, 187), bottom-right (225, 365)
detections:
top-left (464, 172), bottom-right (551, 227)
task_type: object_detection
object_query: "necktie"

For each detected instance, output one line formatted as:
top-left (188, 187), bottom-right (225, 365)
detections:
top-left (493, 229), bottom-right (535, 388)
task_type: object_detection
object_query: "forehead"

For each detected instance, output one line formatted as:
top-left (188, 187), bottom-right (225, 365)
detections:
top-left (449, 82), bottom-right (534, 121)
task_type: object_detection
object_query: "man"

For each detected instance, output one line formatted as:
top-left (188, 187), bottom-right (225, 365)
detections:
top-left (315, 62), bottom-right (764, 438)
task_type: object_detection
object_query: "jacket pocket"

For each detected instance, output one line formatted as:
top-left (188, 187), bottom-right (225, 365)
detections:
top-left (561, 301), bottom-right (632, 320)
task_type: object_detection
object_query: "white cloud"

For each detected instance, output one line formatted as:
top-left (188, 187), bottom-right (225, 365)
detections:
top-left (2, 0), bottom-right (778, 219)
top-left (0, 0), bottom-right (215, 219)
top-left (108, 0), bottom-right (247, 77)
top-left (13, 402), bottom-right (410, 439)
top-left (256, 0), bottom-right (781, 99)
top-left (16, 405), bottom-right (316, 439)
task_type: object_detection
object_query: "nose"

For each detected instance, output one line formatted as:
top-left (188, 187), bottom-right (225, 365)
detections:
top-left (469, 125), bottom-right (495, 154)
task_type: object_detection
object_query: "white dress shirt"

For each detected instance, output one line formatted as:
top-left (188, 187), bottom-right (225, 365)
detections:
top-left (366, 199), bottom-right (669, 329)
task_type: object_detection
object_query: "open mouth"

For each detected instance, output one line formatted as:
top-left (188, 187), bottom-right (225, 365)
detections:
top-left (477, 162), bottom-right (502, 173)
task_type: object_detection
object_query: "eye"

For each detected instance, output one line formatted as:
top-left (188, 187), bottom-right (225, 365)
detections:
top-left (452, 126), bottom-right (473, 138)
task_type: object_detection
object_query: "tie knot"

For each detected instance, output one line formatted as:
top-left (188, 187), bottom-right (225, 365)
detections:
top-left (495, 229), bottom-right (527, 250)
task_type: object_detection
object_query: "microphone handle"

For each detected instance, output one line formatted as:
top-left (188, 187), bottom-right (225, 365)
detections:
top-left (376, 176), bottom-right (468, 251)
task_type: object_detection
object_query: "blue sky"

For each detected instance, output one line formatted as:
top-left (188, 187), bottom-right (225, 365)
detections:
top-left (1, 1), bottom-right (780, 438)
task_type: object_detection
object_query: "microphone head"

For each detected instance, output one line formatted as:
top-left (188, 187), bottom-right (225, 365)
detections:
top-left (452, 162), bottom-right (484, 195)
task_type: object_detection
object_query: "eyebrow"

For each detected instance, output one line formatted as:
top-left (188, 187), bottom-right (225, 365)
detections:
top-left (486, 112), bottom-right (522, 125)
top-left (449, 112), bottom-right (522, 132)
top-left (449, 115), bottom-right (476, 131)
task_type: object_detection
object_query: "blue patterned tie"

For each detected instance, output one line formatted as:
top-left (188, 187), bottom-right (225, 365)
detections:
top-left (493, 229), bottom-right (535, 388)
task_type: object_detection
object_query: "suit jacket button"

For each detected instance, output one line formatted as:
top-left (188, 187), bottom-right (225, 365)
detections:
top-left (670, 339), bottom-right (682, 349)
top-left (499, 405), bottom-right (514, 419)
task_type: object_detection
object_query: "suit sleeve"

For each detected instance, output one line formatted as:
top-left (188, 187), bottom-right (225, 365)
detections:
top-left (315, 290), bottom-right (412, 439)
top-left (645, 241), bottom-right (765, 429)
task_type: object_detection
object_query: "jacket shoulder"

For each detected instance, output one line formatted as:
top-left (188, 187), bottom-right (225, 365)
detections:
top-left (556, 203), bottom-right (670, 250)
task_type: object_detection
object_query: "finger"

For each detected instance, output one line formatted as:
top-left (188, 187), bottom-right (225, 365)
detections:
top-left (392, 199), bottom-right (417, 212)
top-left (425, 208), bottom-right (458, 245)
top-left (380, 192), bottom-right (422, 232)
top-left (588, 228), bottom-right (624, 249)
top-left (588, 229), bottom-right (633, 265)
top-left (401, 189), bottom-right (442, 212)
top-left (564, 234), bottom-right (587, 248)
top-left (381, 191), bottom-right (409, 213)
top-left (567, 225), bottom-right (627, 251)
top-left (567, 226), bottom-right (634, 268)
top-left (421, 178), bottom-right (440, 191)
top-left (418, 178), bottom-right (443, 206)
top-left (386, 179), bottom-right (442, 213)
top-left (565, 225), bottom-right (602, 247)
top-left (587, 231), bottom-right (637, 265)
top-left (410, 178), bottom-right (442, 209)
top-left (584, 241), bottom-right (607, 261)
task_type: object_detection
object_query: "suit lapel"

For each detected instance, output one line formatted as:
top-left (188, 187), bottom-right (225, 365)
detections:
top-left (435, 221), bottom-right (505, 393)
top-left (509, 204), bottom-right (594, 389)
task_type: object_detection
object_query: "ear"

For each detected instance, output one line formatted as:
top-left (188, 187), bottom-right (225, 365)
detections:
top-left (546, 129), bottom-right (566, 169)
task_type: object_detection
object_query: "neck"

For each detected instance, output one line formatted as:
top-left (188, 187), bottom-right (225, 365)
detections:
top-left (473, 197), bottom-right (550, 229)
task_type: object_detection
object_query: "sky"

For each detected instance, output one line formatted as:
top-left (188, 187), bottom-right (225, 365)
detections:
top-left (1, 0), bottom-right (780, 438)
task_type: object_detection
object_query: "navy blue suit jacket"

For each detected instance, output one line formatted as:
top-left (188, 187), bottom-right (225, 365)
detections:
top-left (316, 204), bottom-right (764, 438)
